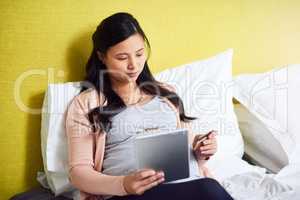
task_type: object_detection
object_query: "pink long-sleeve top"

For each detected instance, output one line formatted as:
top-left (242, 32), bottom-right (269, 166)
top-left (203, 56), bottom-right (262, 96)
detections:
top-left (65, 87), bottom-right (197, 200)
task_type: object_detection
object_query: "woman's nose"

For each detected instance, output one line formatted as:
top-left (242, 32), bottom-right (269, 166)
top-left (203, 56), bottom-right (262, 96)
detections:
top-left (128, 57), bottom-right (138, 70)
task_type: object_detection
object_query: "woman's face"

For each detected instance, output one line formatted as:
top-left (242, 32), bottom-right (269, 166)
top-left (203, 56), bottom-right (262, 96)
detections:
top-left (98, 33), bottom-right (147, 85)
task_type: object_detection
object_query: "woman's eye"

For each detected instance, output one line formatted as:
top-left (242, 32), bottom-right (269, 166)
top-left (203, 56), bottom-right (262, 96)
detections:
top-left (117, 57), bottom-right (127, 60)
top-left (136, 54), bottom-right (143, 57)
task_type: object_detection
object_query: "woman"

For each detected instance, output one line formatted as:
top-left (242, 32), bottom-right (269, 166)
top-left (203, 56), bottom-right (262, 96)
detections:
top-left (65, 12), bottom-right (233, 200)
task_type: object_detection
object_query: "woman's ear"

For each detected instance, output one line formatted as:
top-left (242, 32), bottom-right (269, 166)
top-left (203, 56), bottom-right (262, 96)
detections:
top-left (96, 51), bottom-right (105, 64)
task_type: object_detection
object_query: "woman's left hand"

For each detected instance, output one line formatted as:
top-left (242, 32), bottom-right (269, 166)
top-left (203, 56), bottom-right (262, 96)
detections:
top-left (192, 131), bottom-right (217, 161)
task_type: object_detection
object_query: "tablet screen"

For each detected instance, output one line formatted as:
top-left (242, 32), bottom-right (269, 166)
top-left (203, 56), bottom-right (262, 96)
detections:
top-left (134, 128), bottom-right (190, 182)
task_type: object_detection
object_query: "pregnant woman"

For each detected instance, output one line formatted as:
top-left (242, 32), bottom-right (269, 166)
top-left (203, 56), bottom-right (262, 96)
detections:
top-left (65, 12), bottom-right (233, 200)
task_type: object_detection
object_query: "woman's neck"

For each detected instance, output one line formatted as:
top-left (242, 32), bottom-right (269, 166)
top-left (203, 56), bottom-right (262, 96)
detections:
top-left (112, 81), bottom-right (142, 104)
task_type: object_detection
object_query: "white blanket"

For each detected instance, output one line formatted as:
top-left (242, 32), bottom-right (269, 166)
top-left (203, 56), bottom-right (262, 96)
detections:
top-left (206, 156), bottom-right (299, 200)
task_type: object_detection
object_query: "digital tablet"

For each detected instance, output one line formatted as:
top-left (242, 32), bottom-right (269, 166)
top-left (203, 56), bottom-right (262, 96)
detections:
top-left (134, 128), bottom-right (190, 182)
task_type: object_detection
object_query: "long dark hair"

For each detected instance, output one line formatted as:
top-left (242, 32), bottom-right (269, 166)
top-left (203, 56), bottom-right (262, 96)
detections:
top-left (81, 12), bottom-right (195, 132)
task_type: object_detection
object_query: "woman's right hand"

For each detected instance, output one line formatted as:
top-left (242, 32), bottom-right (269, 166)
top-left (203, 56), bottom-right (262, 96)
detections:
top-left (123, 169), bottom-right (165, 195)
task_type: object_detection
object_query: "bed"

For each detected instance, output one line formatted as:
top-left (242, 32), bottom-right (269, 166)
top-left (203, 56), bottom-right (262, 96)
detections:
top-left (12, 50), bottom-right (300, 200)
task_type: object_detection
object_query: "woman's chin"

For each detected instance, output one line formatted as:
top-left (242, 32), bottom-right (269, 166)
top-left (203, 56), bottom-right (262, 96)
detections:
top-left (130, 76), bottom-right (139, 82)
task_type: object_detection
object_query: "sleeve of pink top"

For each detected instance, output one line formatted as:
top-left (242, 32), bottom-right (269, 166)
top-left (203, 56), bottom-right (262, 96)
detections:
top-left (65, 95), bottom-right (127, 196)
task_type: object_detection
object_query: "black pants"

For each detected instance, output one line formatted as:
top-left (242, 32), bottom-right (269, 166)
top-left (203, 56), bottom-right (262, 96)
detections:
top-left (110, 178), bottom-right (234, 200)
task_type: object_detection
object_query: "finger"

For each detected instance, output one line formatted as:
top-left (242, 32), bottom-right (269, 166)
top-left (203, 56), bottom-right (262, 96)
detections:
top-left (193, 140), bottom-right (203, 151)
top-left (138, 177), bottom-right (165, 194)
top-left (193, 135), bottom-right (201, 147)
top-left (200, 144), bottom-right (215, 151)
top-left (193, 133), bottom-right (210, 147)
top-left (194, 137), bottom-right (215, 150)
top-left (201, 149), bottom-right (217, 155)
top-left (136, 169), bottom-right (156, 180)
top-left (140, 172), bottom-right (164, 187)
top-left (140, 171), bottom-right (164, 185)
top-left (202, 139), bottom-right (214, 145)
top-left (208, 131), bottom-right (217, 138)
top-left (193, 131), bottom-right (217, 150)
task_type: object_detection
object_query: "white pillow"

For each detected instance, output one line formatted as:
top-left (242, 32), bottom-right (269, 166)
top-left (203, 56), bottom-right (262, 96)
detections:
top-left (234, 103), bottom-right (288, 173)
top-left (155, 49), bottom-right (244, 159)
top-left (40, 82), bottom-right (81, 195)
top-left (233, 64), bottom-right (300, 164)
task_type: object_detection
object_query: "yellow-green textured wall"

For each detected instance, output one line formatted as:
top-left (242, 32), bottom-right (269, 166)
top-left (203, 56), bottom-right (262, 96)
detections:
top-left (1, 1), bottom-right (300, 199)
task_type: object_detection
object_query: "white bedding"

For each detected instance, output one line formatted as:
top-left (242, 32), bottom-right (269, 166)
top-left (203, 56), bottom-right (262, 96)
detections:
top-left (228, 64), bottom-right (300, 199)
top-left (208, 156), bottom-right (300, 200)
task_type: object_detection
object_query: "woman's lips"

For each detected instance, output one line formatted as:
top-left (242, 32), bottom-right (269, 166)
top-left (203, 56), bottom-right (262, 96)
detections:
top-left (127, 72), bottom-right (139, 78)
